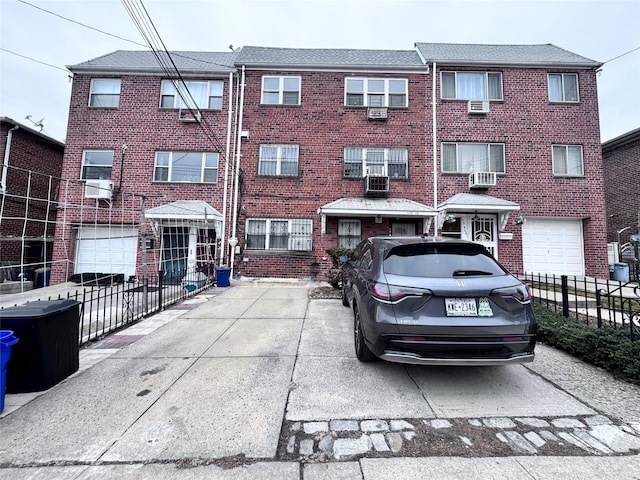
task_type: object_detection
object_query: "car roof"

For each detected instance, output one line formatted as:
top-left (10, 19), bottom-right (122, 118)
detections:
top-left (365, 236), bottom-right (481, 248)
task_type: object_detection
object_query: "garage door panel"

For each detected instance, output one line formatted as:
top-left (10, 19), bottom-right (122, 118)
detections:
top-left (76, 227), bottom-right (138, 277)
top-left (522, 219), bottom-right (584, 276)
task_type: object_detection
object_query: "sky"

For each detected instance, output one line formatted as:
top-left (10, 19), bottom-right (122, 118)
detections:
top-left (1, 0), bottom-right (639, 143)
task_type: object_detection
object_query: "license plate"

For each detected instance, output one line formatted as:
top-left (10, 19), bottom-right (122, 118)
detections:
top-left (445, 298), bottom-right (478, 317)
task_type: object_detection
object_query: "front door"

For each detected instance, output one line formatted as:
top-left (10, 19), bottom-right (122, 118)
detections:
top-left (441, 214), bottom-right (498, 257)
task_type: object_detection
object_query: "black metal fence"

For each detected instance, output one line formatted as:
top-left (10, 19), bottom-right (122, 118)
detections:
top-left (519, 272), bottom-right (640, 340)
top-left (0, 270), bottom-right (215, 346)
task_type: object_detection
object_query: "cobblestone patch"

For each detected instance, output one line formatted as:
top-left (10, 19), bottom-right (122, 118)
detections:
top-left (278, 415), bottom-right (640, 462)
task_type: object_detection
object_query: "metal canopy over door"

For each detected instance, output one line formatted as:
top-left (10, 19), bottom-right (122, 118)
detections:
top-left (522, 218), bottom-right (584, 275)
top-left (75, 226), bottom-right (138, 277)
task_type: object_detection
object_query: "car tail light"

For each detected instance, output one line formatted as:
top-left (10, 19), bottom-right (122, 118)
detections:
top-left (367, 281), bottom-right (432, 304)
top-left (491, 284), bottom-right (531, 304)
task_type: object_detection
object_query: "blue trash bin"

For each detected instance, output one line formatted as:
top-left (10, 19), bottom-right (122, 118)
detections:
top-left (612, 263), bottom-right (629, 282)
top-left (216, 267), bottom-right (232, 287)
top-left (0, 330), bottom-right (19, 412)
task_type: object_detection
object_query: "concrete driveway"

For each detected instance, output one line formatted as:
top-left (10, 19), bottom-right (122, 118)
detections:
top-left (1, 281), bottom-right (639, 479)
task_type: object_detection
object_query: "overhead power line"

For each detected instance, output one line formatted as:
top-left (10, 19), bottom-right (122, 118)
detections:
top-left (602, 45), bottom-right (640, 65)
top-left (1, 47), bottom-right (70, 73)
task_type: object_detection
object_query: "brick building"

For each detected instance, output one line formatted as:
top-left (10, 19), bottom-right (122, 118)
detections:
top-left (51, 43), bottom-right (608, 284)
top-left (1, 117), bottom-right (64, 285)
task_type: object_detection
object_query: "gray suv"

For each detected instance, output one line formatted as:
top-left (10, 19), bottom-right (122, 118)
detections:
top-left (341, 236), bottom-right (537, 366)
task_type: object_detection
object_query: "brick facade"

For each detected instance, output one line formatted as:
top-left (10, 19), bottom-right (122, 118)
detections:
top-left (52, 44), bottom-right (609, 284)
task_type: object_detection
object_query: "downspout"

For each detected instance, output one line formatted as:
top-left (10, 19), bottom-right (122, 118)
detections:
top-left (1, 124), bottom-right (19, 193)
top-left (220, 70), bottom-right (234, 266)
top-left (432, 61), bottom-right (438, 235)
top-left (230, 65), bottom-right (246, 273)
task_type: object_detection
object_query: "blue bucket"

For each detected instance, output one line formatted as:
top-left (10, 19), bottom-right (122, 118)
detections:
top-left (1, 330), bottom-right (19, 412)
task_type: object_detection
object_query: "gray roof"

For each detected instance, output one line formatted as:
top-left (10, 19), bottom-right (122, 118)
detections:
top-left (439, 193), bottom-right (520, 211)
top-left (236, 46), bottom-right (424, 70)
top-left (68, 50), bottom-right (238, 75)
top-left (415, 43), bottom-right (601, 68)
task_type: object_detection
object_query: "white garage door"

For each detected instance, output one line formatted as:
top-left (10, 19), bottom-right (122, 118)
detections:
top-left (75, 226), bottom-right (138, 277)
top-left (522, 219), bottom-right (584, 276)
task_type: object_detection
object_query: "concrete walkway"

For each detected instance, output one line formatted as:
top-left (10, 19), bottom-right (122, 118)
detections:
top-left (1, 280), bottom-right (639, 479)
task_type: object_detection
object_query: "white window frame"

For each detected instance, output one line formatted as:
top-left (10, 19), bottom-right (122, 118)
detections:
top-left (153, 151), bottom-right (219, 183)
top-left (552, 144), bottom-right (584, 176)
top-left (338, 219), bottom-right (361, 249)
top-left (258, 144), bottom-right (299, 177)
top-left (245, 218), bottom-right (313, 251)
top-left (261, 76), bottom-right (301, 105)
top-left (441, 142), bottom-right (505, 174)
top-left (160, 80), bottom-right (224, 110)
top-left (440, 71), bottom-right (503, 100)
top-left (548, 73), bottom-right (579, 103)
top-left (344, 78), bottom-right (408, 107)
top-left (81, 150), bottom-right (114, 180)
top-left (343, 147), bottom-right (408, 178)
top-left (89, 79), bottom-right (121, 107)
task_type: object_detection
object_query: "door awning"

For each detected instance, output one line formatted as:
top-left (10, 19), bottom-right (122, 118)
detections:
top-left (318, 197), bottom-right (437, 234)
top-left (145, 200), bottom-right (222, 235)
top-left (438, 193), bottom-right (520, 231)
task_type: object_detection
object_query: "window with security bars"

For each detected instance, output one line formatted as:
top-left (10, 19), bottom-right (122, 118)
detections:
top-left (258, 145), bottom-right (299, 176)
top-left (343, 147), bottom-right (408, 178)
top-left (338, 219), bottom-right (361, 249)
top-left (246, 219), bottom-right (312, 251)
top-left (441, 143), bottom-right (505, 174)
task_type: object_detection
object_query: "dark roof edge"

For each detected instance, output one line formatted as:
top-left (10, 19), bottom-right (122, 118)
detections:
top-left (602, 127), bottom-right (640, 151)
top-left (67, 65), bottom-right (235, 76)
top-left (1, 117), bottom-right (65, 147)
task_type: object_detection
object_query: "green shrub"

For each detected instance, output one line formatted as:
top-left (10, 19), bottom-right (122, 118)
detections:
top-left (533, 304), bottom-right (640, 385)
top-left (325, 247), bottom-right (355, 267)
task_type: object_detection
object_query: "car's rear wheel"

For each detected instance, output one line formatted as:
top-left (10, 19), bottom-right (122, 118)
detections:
top-left (354, 305), bottom-right (376, 362)
top-left (341, 280), bottom-right (349, 307)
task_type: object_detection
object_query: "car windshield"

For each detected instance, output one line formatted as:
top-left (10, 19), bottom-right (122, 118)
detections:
top-left (383, 243), bottom-right (506, 278)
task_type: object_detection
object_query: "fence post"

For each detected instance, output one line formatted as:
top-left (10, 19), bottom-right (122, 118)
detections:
top-left (595, 289), bottom-right (602, 329)
top-left (158, 270), bottom-right (164, 311)
top-left (561, 275), bottom-right (569, 318)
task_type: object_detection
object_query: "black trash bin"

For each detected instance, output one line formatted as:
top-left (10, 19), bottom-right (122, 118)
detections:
top-left (0, 299), bottom-right (81, 393)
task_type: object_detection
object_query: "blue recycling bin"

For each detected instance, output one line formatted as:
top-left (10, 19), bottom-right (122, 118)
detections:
top-left (612, 263), bottom-right (629, 282)
top-left (1, 330), bottom-right (19, 412)
top-left (216, 267), bottom-right (232, 287)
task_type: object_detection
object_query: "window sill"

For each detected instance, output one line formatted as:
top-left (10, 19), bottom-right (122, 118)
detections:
top-left (259, 103), bottom-right (301, 107)
top-left (548, 101), bottom-right (580, 105)
top-left (553, 174), bottom-right (585, 178)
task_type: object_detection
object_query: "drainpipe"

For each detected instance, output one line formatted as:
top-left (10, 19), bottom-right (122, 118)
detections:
top-left (1, 124), bottom-right (19, 193)
top-left (220, 71), bottom-right (234, 266)
top-left (432, 62), bottom-right (438, 235)
top-left (230, 65), bottom-right (246, 273)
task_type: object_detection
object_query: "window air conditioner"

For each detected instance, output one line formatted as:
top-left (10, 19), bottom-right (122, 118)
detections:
top-left (178, 108), bottom-right (202, 122)
top-left (468, 172), bottom-right (497, 189)
top-left (467, 100), bottom-right (490, 114)
top-left (365, 175), bottom-right (389, 197)
top-left (85, 180), bottom-right (114, 199)
top-left (367, 107), bottom-right (388, 120)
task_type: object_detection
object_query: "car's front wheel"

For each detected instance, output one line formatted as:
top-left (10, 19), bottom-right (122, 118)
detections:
top-left (354, 305), bottom-right (376, 362)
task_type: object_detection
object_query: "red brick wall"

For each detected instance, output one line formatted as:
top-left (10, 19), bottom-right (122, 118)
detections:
top-left (603, 133), bottom-right (640, 244)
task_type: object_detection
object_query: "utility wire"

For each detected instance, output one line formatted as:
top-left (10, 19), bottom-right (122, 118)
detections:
top-left (1, 47), bottom-right (70, 73)
top-left (602, 45), bottom-right (640, 65)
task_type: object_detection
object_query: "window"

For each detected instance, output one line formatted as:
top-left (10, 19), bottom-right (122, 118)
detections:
top-left (160, 80), bottom-right (223, 110)
top-left (82, 150), bottom-right (113, 179)
top-left (441, 72), bottom-right (502, 100)
top-left (154, 152), bottom-right (219, 183)
top-left (245, 219), bottom-right (312, 251)
top-left (338, 219), bottom-right (361, 249)
top-left (345, 78), bottom-right (407, 107)
top-left (89, 79), bottom-right (121, 107)
top-left (343, 147), bottom-right (408, 178)
top-left (258, 145), bottom-right (299, 176)
top-left (548, 73), bottom-right (579, 102)
top-left (261, 76), bottom-right (301, 105)
top-left (442, 143), bottom-right (505, 174)
top-left (552, 145), bottom-right (583, 176)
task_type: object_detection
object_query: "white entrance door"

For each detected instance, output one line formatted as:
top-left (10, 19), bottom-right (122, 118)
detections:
top-left (522, 218), bottom-right (584, 275)
top-left (75, 226), bottom-right (138, 277)
top-left (441, 214), bottom-right (498, 257)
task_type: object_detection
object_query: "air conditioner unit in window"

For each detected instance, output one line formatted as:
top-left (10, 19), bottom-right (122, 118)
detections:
top-left (468, 100), bottom-right (490, 114)
top-left (365, 175), bottom-right (389, 197)
top-left (288, 237), bottom-right (312, 251)
top-left (85, 180), bottom-right (114, 199)
top-left (367, 107), bottom-right (388, 120)
top-left (468, 172), bottom-right (497, 189)
top-left (178, 108), bottom-right (202, 122)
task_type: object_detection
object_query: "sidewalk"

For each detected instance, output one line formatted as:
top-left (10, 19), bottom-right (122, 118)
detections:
top-left (1, 279), bottom-right (639, 479)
